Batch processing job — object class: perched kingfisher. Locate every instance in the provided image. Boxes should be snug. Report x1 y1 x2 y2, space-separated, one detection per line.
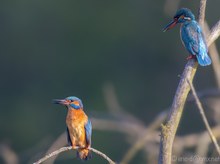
163 8 211 66
53 96 92 160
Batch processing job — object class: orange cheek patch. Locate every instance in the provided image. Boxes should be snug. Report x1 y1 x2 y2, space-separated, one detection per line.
73 101 80 106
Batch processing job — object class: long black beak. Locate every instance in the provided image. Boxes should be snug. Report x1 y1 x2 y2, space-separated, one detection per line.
163 19 178 32
53 99 68 105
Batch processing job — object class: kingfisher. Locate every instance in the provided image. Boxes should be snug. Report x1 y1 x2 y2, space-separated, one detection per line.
53 96 92 160
163 8 211 66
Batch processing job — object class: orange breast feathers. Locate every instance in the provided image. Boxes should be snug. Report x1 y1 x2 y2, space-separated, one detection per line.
66 109 88 148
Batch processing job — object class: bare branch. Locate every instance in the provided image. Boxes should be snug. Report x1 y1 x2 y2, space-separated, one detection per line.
203 22 220 88
187 88 220 101
123 86 220 163
33 146 116 164
33 146 72 164
209 43 220 88
174 125 220 153
158 65 220 163
90 147 116 164
207 19 220 46
158 60 198 164
187 79 220 156
0 144 19 164
198 0 207 28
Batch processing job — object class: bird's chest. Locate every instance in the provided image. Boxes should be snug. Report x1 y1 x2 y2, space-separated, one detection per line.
180 23 195 48
180 24 187 48
66 110 87 145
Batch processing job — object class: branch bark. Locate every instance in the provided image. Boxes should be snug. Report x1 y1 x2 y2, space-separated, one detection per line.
198 0 207 28
207 19 220 47
203 22 220 88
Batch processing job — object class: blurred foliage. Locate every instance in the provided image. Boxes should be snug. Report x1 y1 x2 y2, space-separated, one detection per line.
0 0 219 163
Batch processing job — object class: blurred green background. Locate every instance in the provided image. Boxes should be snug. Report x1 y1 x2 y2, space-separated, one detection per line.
0 0 219 163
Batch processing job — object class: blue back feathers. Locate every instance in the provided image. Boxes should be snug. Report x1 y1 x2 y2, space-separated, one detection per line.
180 17 211 66
84 119 92 146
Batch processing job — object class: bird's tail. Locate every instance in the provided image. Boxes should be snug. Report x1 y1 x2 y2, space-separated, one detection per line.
77 148 92 160
197 52 211 66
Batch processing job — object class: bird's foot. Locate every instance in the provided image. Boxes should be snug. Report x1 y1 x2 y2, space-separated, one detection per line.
186 55 196 60
72 145 79 149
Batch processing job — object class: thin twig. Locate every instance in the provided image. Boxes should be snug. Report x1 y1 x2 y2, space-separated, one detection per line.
90 147 116 164
198 0 207 28
33 146 116 164
120 111 167 164
187 79 220 156
207 19 220 46
187 88 220 101
174 125 220 154
209 43 220 88
203 22 220 88
33 146 72 164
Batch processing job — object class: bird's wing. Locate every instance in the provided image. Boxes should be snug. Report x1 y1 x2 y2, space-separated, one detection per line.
66 127 72 146
184 21 207 55
84 119 92 146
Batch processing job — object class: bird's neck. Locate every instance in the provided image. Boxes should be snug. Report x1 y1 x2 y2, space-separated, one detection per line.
183 20 195 25
67 105 83 110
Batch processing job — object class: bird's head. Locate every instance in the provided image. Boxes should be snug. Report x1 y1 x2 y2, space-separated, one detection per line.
163 8 195 32
53 96 83 110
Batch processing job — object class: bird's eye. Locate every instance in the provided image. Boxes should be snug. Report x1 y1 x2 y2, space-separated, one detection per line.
67 99 73 103
179 15 185 19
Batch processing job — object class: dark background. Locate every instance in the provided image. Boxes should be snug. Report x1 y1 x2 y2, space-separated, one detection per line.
0 0 219 163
